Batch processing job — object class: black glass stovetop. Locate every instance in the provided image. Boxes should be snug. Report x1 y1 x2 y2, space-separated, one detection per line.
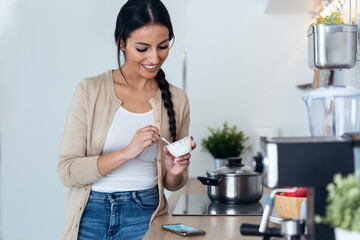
173 194 265 216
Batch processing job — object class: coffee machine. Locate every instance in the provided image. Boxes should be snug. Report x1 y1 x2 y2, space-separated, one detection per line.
241 85 360 239
255 134 359 239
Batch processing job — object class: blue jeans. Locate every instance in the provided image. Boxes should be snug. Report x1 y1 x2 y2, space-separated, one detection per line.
78 186 159 240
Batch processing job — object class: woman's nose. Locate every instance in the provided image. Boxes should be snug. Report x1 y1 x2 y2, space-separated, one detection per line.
147 49 160 64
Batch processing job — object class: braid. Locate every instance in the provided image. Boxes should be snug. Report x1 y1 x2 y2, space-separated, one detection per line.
156 68 177 142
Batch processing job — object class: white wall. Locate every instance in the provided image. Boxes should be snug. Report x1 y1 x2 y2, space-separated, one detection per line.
0 0 314 239
0 1 121 239
185 0 314 177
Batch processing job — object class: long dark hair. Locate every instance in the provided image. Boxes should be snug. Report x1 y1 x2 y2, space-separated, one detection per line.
114 0 177 142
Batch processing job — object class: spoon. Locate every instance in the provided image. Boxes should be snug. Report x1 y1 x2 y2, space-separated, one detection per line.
160 135 171 145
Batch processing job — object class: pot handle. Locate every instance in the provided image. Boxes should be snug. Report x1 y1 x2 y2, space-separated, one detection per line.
197 176 221 186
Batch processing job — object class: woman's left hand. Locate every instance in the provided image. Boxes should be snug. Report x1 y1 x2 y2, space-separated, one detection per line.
164 136 196 176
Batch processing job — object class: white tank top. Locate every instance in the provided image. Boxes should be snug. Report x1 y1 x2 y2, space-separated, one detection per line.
92 106 158 192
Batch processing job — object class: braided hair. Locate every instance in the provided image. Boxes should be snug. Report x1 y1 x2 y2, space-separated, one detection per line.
114 0 177 142
155 69 176 142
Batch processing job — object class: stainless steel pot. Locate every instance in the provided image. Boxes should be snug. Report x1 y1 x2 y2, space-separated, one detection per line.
197 158 263 204
307 24 357 70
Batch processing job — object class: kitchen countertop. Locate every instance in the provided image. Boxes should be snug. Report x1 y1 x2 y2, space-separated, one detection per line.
143 178 278 240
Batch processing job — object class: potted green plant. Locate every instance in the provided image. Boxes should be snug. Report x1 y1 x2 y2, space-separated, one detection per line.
201 122 249 168
308 11 357 70
316 173 360 240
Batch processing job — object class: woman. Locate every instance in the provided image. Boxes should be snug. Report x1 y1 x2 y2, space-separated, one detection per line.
58 0 195 239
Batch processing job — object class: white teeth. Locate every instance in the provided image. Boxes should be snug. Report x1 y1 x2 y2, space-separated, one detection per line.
143 65 157 69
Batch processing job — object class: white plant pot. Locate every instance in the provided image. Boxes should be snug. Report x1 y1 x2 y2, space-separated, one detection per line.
334 228 360 240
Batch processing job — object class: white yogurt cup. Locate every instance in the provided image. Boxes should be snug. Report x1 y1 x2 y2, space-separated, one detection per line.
166 136 192 157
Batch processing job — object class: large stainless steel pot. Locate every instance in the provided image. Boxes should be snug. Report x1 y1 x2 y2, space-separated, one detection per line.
197 158 263 204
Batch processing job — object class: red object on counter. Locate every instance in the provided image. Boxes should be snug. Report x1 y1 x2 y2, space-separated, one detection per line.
280 187 307 197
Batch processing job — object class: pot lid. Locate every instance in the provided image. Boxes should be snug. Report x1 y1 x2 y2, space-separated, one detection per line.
206 157 256 177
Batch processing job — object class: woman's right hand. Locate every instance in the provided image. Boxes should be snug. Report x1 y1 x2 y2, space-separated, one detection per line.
123 125 160 160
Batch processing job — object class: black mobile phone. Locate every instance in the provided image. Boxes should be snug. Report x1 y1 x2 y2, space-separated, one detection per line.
161 223 206 236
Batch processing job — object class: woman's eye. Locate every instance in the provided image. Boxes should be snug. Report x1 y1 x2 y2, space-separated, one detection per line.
136 48 147 52
159 45 169 50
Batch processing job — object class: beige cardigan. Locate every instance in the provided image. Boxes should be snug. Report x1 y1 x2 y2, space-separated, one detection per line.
58 70 190 240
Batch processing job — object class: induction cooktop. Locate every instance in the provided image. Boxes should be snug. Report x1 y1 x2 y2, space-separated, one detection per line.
173 194 265 216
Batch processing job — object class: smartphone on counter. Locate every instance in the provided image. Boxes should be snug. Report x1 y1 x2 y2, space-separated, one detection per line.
161 223 206 237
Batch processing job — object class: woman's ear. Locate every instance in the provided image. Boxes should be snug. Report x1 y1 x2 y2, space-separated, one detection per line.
119 39 126 52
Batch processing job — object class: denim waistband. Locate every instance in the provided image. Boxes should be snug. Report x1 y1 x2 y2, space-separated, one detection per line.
89 185 159 202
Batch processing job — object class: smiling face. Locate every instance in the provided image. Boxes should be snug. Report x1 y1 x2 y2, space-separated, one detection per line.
120 24 170 81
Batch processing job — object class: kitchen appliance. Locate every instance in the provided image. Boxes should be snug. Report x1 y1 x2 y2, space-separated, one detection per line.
172 194 264 216
241 133 360 240
303 85 360 136
241 219 305 240
197 158 262 204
